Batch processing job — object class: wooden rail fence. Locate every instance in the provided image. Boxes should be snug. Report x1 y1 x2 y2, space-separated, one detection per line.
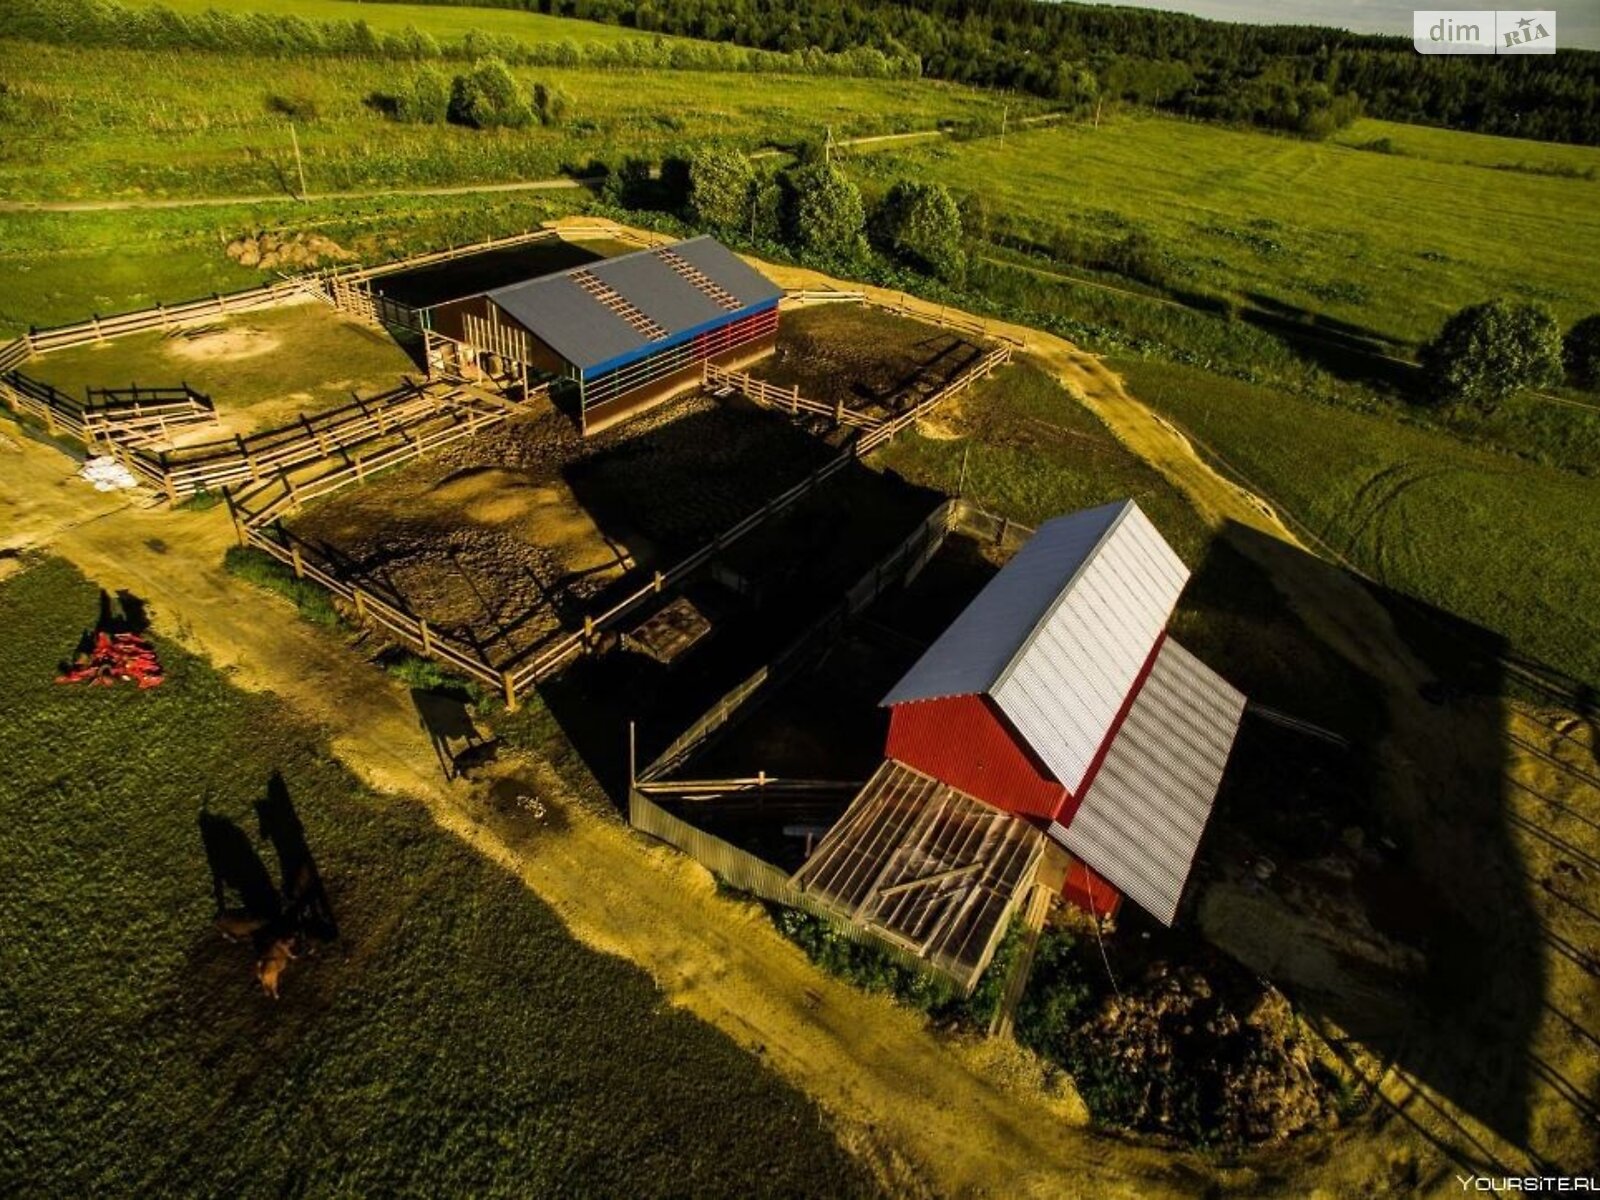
702 361 882 429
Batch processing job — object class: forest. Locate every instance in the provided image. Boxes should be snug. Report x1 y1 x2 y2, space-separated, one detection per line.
373 0 1600 143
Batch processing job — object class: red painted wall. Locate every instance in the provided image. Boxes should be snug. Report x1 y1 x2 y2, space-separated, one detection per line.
1063 860 1123 919
886 695 1066 820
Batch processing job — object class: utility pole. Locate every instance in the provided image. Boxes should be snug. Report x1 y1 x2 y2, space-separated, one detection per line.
1000 104 1008 146
289 122 308 201
824 124 834 165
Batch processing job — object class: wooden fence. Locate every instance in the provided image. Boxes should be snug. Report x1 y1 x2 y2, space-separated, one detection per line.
703 361 882 429
857 344 1013 454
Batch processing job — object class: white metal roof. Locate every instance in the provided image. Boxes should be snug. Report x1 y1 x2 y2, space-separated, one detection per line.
883 500 1190 795
1050 637 1246 926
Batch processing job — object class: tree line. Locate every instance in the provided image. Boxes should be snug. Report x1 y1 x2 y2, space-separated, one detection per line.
4 0 920 80
370 0 1600 145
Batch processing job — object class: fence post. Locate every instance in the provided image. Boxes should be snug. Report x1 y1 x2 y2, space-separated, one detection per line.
352 586 368 621
290 544 304 579
419 618 433 655
502 669 518 712
791 384 800 415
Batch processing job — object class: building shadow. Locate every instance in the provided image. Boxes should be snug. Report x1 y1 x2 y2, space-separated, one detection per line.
255 773 337 944
1194 521 1546 1169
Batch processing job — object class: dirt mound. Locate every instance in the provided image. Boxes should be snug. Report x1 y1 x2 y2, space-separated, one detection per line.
426 468 621 575
164 325 281 362
1079 962 1333 1145
226 230 354 271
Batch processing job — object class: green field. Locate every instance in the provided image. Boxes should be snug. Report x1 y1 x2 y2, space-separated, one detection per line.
119 0 668 45
0 557 875 1197
1118 358 1600 688
852 115 1600 349
0 193 584 335
1 42 1024 202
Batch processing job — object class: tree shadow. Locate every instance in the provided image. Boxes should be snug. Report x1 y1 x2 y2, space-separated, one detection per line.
71 589 151 659
411 687 493 781
1198 521 1547 1169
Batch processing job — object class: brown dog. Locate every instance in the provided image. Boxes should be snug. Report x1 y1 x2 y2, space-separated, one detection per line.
254 936 300 1000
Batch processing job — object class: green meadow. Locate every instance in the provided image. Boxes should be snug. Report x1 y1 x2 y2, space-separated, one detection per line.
0 556 876 1198
1117 358 1600 688
852 114 1600 348
118 0 668 45
1 42 1027 202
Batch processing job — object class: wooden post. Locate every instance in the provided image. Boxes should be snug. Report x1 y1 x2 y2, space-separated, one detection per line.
352 586 368 621
791 384 800 415
290 544 304 578
419 618 433 655
834 397 844 428
653 570 664 593
502 669 518 712
583 615 595 647
628 721 637 791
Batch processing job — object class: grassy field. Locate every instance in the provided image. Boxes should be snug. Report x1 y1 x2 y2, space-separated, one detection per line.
119 0 668 45
0 41 1027 202
1117 357 1600 688
852 115 1600 349
0 192 586 335
0 556 877 1197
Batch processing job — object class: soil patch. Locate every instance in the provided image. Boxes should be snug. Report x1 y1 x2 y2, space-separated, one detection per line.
164 324 282 363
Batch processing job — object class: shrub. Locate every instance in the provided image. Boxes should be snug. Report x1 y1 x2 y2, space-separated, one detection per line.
1420 298 1563 412
770 906 951 1011
873 179 966 282
1563 313 1600 390
686 148 755 232
784 161 866 256
447 58 531 129
395 66 450 125
1105 228 1170 288
265 91 319 122
531 81 570 126
601 156 653 209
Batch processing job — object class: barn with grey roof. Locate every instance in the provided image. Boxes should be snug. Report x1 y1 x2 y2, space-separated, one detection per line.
419 235 782 433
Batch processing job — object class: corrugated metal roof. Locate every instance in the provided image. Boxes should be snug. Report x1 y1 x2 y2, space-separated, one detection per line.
484 236 782 374
882 500 1190 794
792 760 1045 991
1050 637 1245 925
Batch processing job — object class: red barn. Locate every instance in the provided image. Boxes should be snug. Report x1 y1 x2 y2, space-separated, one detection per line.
793 500 1246 979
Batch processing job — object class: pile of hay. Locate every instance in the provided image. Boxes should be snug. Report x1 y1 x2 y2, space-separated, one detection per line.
226 231 354 271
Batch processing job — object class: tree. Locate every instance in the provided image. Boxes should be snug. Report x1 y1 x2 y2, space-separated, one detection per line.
1420 299 1563 412
532 81 571 126
784 162 866 255
395 67 449 125
447 58 530 129
874 180 965 282
687 148 755 232
1563 314 1600 390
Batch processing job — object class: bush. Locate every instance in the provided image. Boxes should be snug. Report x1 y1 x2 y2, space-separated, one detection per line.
265 91 319 122
1564 313 1600 390
873 179 966 282
395 66 450 125
1420 298 1563 412
447 58 531 129
784 161 866 256
770 906 951 1011
531 81 570 126
1105 228 1170 288
686 148 755 232
601 156 652 208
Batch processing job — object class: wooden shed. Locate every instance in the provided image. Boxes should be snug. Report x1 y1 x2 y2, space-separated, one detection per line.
421 236 781 433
